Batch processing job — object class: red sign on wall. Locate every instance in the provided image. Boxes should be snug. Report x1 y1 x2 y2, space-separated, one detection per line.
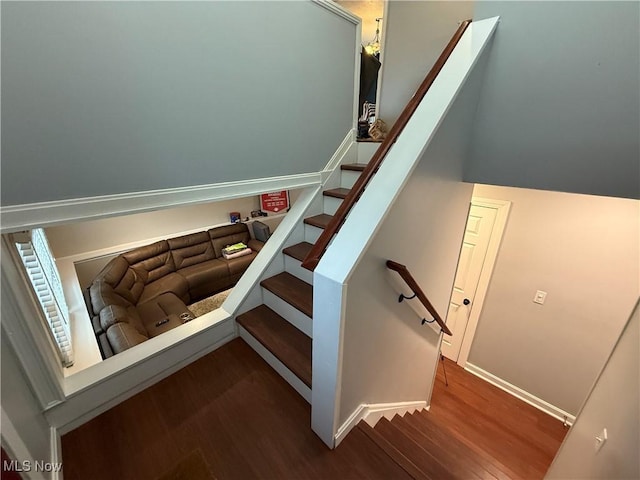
260 190 290 213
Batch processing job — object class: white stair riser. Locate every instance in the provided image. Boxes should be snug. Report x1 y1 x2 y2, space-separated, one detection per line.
262 289 313 338
304 223 324 244
340 170 361 189
284 255 313 285
323 196 343 216
238 326 311 403
357 142 379 164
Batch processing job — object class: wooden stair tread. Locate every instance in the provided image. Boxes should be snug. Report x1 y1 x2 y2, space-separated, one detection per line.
374 418 455 479
282 242 314 262
341 163 366 172
323 188 351 199
357 422 429 480
393 414 491 480
236 305 312 388
260 272 313 318
303 214 333 229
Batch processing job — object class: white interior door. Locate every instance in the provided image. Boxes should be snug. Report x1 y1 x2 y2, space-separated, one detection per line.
441 204 498 362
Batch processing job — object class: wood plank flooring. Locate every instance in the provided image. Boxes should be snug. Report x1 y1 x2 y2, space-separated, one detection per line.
429 357 568 479
61 339 410 480
61 340 567 479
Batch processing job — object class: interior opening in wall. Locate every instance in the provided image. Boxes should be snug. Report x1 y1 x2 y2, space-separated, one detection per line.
6 191 301 382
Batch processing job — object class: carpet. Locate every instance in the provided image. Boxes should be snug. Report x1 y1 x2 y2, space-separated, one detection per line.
157 449 215 480
188 289 232 317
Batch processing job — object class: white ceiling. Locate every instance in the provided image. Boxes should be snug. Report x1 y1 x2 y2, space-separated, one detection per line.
335 0 384 46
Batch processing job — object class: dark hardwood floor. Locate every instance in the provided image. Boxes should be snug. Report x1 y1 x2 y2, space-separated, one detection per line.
430 357 568 479
61 340 567 479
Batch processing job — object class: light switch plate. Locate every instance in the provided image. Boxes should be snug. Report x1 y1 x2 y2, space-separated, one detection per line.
534 290 547 305
595 428 608 452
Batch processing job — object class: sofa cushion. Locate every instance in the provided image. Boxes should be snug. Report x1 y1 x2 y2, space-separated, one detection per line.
137 272 189 305
122 240 176 283
106 322 149 354
168 232 216 269
248 239 265 253
178 259 228 288
209 223 251 258
99 304 147 336
136 293 190 337
221 251 258 276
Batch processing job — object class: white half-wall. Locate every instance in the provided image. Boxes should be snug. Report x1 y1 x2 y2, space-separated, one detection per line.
1 335 53 480
311 17 500 447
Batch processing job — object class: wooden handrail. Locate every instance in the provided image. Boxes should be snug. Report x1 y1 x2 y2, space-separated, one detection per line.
386 260 452 336
301 20 472 271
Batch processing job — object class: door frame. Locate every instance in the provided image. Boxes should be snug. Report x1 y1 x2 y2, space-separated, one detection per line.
456 197 511 367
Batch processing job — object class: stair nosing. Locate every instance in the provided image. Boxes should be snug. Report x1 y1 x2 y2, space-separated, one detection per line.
237 304 312 388
322 188 350 199
260 272 313 318
303 214 333 230
340 163 366 172
282 241 314 262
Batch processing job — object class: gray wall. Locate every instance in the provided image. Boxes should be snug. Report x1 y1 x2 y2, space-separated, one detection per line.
377 1 473 127
467 1 639 199
339 57 483 423
1 335 52 466
469 184 639 415
546 301 639 479
1 1 356 205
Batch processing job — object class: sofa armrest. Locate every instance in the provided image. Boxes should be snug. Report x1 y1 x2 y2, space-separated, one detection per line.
106 322 148 354
248 239 265 253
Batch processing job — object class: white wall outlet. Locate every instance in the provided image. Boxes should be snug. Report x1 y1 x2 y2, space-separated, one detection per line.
533 290 547 305
595 427 608 452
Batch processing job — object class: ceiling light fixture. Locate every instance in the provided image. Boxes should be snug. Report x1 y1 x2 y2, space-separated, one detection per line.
365 17 382 56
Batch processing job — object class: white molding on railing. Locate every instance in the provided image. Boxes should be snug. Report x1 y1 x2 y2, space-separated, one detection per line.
0 173 323 234
311 0 361 25
1 237 66 409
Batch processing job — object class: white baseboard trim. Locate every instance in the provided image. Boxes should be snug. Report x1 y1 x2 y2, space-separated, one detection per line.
334 400 428 447
465 363 576 426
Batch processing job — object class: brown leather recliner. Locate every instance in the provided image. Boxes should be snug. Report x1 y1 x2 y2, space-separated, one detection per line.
89 223 264 356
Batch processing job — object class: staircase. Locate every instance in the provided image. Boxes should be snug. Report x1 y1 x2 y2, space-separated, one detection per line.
357 410 517 480
236 141 379 402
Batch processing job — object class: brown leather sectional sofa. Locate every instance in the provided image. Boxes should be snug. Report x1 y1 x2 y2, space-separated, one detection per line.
87 223 264 357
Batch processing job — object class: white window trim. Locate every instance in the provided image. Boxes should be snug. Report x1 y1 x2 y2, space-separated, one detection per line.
13 229 74 367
